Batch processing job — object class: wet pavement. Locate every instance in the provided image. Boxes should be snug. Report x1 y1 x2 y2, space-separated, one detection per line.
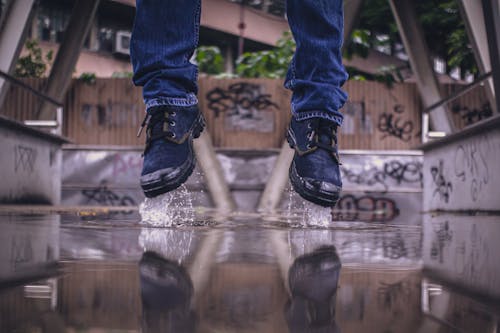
0 208 499 332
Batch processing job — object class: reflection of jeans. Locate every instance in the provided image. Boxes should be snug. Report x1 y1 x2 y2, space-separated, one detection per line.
131 0 348 126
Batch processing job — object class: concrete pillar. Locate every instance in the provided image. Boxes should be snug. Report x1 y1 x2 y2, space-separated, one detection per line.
344 0 364 43
257 141 294 212
458 0 497 113
389 0 455 134
38 0 100 120
482 0 500 114
0 0 36 109
194 131 236 212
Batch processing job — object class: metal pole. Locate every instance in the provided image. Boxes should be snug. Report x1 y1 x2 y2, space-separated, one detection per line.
343 0 364 44
193 131 236 212
38 0 100 120
458 0 497 113
0 0 35 109
482 0 500 114
389 0 455 134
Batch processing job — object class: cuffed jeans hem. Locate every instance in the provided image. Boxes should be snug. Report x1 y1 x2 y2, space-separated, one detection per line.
145 93 198 111
293 110 343 127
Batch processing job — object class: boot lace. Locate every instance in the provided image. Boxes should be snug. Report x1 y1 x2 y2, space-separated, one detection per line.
137 110 177 154
306 120 341 163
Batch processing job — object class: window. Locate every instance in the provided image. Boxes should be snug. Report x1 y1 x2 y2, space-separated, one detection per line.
36 4 71 43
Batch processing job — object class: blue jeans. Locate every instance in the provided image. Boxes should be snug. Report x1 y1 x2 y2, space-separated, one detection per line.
131 0 348 126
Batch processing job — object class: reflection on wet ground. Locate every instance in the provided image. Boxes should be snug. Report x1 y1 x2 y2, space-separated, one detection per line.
0 211 499 333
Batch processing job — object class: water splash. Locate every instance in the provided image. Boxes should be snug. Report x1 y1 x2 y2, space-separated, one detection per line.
139 185 195 227
300 200 333 227
138 228 194 264
283 188 333 227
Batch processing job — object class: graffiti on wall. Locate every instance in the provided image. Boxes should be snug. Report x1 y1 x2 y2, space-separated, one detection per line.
342 101 372 135
453 137 490 202
430 160 453 203
332 194 400 222
430 221 453 263
341 160 423 192
14 145 37 174
205 83 279 132
377 104 415 142
81 180 136 216
81 101 140 127
452 103 492 126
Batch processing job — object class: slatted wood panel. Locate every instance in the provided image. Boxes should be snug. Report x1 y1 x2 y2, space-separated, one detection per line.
0 78 492 149
441 83 492 130
339 80 423 150
199 77 292 149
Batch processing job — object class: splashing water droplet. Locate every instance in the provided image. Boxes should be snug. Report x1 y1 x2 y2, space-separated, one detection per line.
300 200 333 227
138 228 194 264
139 185 195 227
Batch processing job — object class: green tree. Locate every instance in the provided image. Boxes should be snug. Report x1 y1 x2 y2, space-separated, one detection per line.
15 39 53 78
348 0 477 78
195 46 224 75
235 31 295 78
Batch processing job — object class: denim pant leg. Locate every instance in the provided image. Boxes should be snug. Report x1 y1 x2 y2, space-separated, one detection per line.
130 0 201 110
285 0 349 126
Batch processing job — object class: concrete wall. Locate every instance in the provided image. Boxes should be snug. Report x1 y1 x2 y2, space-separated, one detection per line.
422 213 500 300
0 214 60 283
422 116 500 212
0 117 64 204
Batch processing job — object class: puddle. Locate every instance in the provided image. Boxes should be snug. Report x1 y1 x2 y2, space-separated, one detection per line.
0 211 498 332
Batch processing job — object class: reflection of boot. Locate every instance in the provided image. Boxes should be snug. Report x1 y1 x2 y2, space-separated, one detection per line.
286 246 342 333
140 251 195 333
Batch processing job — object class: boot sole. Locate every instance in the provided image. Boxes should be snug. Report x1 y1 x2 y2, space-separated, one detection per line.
289 160 341 207
140 114 205 198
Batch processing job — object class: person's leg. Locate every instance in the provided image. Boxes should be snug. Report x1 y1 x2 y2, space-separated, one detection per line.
285 0 348 207
131 0 201 109
131 0 204 198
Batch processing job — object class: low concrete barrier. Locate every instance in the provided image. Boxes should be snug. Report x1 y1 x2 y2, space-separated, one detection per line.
0 116 67 204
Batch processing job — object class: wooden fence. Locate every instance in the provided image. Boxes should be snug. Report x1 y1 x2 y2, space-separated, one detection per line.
0 77 491 150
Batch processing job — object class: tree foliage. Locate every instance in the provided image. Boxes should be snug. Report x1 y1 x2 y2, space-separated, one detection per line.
15 40 53 78
350 0 476 78
195 46 224 75
235 31 295 78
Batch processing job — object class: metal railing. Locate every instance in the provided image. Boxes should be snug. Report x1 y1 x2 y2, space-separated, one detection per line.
0 70 63 135
421 72 493 143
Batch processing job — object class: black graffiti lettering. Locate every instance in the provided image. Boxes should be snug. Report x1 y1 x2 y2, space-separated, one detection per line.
430 160 453 203
332 194 400 222
81 180 136 216
341 167 387 191
205 82 279 118
383 160 423 185
454 140 490 202
14 145 37 173
341 160 423 191
378 113 414 142
430 221 453 263
377 104 414 142
452 103 492 126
